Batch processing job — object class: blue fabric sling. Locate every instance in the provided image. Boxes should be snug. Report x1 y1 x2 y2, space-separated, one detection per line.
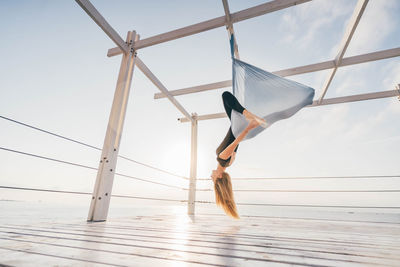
229 34 315 139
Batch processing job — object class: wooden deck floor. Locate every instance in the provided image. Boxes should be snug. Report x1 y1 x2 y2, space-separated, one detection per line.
0 212 399 267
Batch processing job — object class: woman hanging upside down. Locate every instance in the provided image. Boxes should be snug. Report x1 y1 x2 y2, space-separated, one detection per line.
211 91 266 219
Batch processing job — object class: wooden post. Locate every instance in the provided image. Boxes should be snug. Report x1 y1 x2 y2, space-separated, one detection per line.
87 31 139 222
187 114 198 215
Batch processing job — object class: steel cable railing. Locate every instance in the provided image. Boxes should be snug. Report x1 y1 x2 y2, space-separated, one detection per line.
196 188 400 193
2 115 399 208
3 184 396 208
196 175 400 181
0 115 188 180
0 147 98 171
2 147 398 208
2 145 398 193
0 185 186 203
194 200 400 209
0 146 187 190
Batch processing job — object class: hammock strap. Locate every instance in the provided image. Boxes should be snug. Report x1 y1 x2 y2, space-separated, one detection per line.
229 33 235 59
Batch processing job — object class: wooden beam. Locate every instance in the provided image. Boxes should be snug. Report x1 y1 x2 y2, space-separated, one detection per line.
312 89 399 107
318 0 369 103
187 115 198 215
88 31 138 222
178 89 400 122
179 112 227 123
135 57 193 123
107 0 312 57
341 47 400 66
230 0 309 23
154 81 232 99
75 0 129 53
155 47 400 99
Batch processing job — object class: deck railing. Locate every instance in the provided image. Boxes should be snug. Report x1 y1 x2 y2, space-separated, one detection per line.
1 114 400 217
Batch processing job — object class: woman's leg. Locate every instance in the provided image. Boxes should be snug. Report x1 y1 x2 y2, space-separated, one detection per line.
222 91 245 120
218 118 261 160
222 91 266 127
218 92 245 155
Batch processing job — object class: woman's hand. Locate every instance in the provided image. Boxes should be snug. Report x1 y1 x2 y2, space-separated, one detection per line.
219 120 262 161
227 152 236 166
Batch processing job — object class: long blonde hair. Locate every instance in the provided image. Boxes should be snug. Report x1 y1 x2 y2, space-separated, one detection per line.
214 172 239 219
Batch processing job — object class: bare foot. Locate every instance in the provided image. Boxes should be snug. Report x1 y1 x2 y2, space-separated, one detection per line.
244 110 267 128
243 110 254 122
255 117 267 128
247 119 261 130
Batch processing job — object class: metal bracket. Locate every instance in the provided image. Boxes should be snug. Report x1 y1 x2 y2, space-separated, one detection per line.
128 34 138 55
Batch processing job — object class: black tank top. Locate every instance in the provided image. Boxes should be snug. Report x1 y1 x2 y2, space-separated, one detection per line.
217 155 232 167
216 128 238 167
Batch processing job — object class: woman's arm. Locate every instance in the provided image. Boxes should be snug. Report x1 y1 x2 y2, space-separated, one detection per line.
228 152 236 166
218 119 259 160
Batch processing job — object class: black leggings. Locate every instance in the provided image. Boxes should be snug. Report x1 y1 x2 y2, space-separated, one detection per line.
222 91 245 120
216 92 245 157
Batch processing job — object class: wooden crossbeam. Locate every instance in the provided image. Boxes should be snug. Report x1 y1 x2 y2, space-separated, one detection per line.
75 0 129 53
178 89 400 122
107 0 311 57
154 47 400 99
318 0 369 103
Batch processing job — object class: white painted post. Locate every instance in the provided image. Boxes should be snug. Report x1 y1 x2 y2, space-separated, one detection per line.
87 31 139 222
188 114 198 215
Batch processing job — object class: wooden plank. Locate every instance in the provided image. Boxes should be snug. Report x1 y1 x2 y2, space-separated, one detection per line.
2 216 400 267
0 243 119 267
0 236 186 267
107 0 312 56
0 231 340 267
154 47 400 99
2 198 400 267
0 247 108 267
178 89 400 122
47 221 400 252
76 220 400 249
12 216 400 252
1 227 397 267
75 0 129 53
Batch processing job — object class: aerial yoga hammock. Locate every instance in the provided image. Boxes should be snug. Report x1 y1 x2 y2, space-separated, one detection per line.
212 34 315 219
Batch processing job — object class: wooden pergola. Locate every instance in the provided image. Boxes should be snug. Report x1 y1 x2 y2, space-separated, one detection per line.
75 0 400 222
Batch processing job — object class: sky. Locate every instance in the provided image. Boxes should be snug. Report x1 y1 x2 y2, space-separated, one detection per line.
0 0 399 217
